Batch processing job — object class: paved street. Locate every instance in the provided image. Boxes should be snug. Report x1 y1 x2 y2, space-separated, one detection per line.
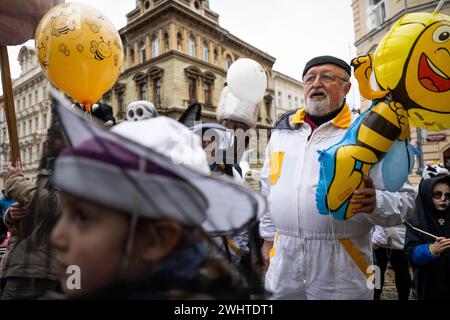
380 267 416 300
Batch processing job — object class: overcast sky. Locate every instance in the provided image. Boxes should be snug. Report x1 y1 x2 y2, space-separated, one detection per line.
1 0 361 108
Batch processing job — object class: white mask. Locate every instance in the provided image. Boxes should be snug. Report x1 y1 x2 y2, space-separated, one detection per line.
126 100 158 121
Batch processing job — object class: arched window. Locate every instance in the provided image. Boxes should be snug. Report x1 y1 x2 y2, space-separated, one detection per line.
139 41 146 63
164 32 169 51
213 49 218 64
130 47 135 65
201 42 209 62
177 33 183 51
188 78 197 102
148 67 164 107
139 82 147 100
188 36 196 57
224 54 232 69
151 36 159 58
185 66 202 104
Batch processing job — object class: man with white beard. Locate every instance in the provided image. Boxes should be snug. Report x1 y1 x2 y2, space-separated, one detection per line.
259 56 415 299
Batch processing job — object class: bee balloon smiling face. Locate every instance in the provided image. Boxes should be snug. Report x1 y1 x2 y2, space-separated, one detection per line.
404 20 450 130
370 13 450 131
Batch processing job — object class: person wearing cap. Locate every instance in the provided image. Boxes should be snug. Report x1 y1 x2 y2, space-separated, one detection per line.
259 55 415 299
48 101 265 299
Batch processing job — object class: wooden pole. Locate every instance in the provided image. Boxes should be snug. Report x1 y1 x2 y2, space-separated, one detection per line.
0 44 21 162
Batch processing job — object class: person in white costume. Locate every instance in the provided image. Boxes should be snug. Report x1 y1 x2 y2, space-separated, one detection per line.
259 56 416 300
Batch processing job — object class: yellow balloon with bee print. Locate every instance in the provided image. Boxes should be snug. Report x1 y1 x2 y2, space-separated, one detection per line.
35 2 123 111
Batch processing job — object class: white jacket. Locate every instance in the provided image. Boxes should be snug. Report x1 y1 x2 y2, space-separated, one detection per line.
260 106 415 300
371 225 407 250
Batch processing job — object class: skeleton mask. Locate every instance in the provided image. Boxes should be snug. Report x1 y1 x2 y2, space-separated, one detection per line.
126 100 158 121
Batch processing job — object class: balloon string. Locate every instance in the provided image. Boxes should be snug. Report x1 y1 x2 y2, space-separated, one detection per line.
434 0 447 13
403 221 438 240
320 161 339 300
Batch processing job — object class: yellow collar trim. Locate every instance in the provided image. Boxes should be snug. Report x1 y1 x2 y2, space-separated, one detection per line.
289 108 305 125
332 104 352 128
289 104 351 128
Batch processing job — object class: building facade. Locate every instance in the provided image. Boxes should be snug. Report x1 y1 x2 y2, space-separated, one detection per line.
108 0 276 128
2 0 280 185
0 46 52 185
272 70 305 120
352 0 450 184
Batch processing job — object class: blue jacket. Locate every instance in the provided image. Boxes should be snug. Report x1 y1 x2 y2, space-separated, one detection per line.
0 196 15 215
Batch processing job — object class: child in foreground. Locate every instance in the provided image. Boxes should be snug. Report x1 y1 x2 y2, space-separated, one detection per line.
49 105 265 299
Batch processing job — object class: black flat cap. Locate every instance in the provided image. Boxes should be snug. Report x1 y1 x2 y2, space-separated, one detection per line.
302 55 351 77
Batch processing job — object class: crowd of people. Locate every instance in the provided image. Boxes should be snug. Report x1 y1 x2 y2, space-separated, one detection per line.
0 55 449 300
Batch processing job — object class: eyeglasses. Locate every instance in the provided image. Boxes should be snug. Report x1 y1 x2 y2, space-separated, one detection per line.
303 72 349 85
432 191 450 201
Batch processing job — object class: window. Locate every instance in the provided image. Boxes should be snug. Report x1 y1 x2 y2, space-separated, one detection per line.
164 33 169 51
204 82 212 106
43 113 47 129
29 119 32 135
177 33 183 51
139 41 146 63
103 92 111 105
29 93 32 106
22 97 26 109
188 78 197 102
153 78 161 106
151 36 159 57
16 99 20 110
130 47 135 65
288 95 292 108
294 97 298 107
185 66 202 104
277 91 282 107
35 116 39 130
224 54 232 69
113 82 127 119
213 49 218 64
29 146 32 164
35 90 39 103
201 42 209 62
188 36 196 57
118 91 124 115
367 0 387 30
139 82 147 100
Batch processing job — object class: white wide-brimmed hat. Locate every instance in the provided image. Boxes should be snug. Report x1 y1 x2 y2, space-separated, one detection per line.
51 91 265 236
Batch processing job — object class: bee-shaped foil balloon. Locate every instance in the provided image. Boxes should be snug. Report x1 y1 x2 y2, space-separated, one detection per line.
316 12 449 221
35 3 123 112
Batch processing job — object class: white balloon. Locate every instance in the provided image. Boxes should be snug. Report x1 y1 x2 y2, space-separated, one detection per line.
226 58 267 104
